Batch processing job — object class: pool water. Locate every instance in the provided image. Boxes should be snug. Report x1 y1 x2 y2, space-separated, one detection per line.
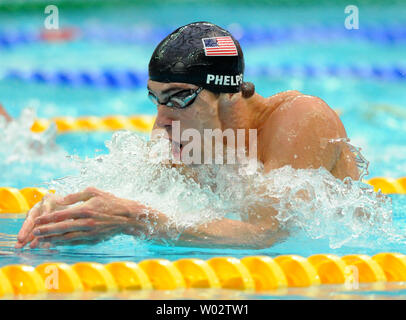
0 2 406 298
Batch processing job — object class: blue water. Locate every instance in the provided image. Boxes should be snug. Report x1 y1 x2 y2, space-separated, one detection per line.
0 3 406 299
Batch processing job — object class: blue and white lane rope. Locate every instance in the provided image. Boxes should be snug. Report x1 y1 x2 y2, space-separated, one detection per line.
3 64 406 89
1 25 406 49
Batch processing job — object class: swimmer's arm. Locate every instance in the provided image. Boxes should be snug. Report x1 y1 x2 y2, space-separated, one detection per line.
140 213 284 249
26 188 285 249
129 200 286 249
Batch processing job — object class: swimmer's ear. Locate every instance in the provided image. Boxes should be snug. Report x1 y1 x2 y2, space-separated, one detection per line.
217 92 235 113
218 92 236 106
241 82 255 99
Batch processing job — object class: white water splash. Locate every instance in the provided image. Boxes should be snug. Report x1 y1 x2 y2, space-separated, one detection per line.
328 137 370 180
0 108 75 186
0 109 58 161
48 130 397 249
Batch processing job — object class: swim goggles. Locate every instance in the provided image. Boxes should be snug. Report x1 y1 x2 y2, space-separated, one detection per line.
148 87 203 109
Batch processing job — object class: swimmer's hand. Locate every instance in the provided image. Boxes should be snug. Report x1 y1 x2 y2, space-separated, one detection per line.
15 193 68 249
15 187 151 249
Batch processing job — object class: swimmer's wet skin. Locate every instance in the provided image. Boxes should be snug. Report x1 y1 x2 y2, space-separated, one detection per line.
15 21 360 250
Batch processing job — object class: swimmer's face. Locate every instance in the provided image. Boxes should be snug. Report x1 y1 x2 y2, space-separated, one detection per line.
148 80 222 162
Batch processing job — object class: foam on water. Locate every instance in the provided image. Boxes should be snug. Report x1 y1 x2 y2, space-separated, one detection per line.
47 130 399 249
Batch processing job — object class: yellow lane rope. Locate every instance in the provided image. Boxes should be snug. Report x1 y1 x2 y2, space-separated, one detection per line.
1 253 406 297
30 115 156 133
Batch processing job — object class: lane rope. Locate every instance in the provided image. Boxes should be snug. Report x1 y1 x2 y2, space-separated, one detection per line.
1 253 406 297
3 65 406 90
1 25 406 49
29 115 155 133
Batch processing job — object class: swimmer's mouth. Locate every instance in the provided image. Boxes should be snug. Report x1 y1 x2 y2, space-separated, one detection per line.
169 139 183 159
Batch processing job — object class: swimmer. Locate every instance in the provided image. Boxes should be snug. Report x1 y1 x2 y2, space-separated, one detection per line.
0 103 11 122
16 22 359 249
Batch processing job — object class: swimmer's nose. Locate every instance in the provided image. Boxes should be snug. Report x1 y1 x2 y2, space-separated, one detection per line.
155 109 175 132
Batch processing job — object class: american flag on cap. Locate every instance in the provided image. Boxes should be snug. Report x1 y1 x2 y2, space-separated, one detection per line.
202 36 238 56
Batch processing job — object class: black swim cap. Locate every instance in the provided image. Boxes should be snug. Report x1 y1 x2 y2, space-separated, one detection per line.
149 21 245 93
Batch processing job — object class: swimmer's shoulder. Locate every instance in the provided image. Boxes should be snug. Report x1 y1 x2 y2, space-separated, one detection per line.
265 91 340 125
260 92 353 175
265 90 302 110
